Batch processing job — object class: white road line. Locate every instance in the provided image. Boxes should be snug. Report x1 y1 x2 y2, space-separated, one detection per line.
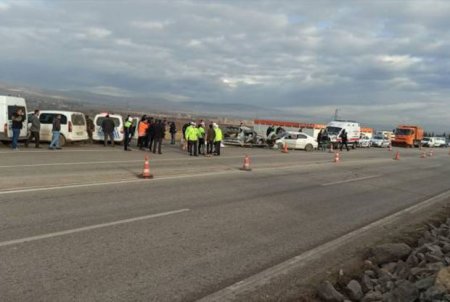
196 189 450 302
0 154 280 168
321 175 381 186
0 208 190 248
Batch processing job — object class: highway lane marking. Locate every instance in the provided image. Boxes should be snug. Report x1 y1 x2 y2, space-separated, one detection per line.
321 175 381 186
0 154 285 168
196 189 450 302
0 208 190 248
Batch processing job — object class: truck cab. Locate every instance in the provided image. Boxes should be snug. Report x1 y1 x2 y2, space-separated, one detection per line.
392 125 424 148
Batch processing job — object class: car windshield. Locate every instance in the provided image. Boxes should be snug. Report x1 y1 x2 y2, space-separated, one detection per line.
326 126 341 135
395 129 412 135
373 136 384 140
422 138 430 141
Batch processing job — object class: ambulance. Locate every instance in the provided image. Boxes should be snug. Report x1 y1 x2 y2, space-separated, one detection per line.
324 120 361 149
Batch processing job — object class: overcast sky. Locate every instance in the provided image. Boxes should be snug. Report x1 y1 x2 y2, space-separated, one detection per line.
0 0 449 131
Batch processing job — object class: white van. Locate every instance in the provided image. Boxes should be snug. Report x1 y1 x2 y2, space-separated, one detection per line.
325 120 361 149
0 95 28 142
93 113 124 143
38 111 88 146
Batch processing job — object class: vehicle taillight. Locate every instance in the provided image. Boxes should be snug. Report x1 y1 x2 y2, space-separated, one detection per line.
3 123 7 137
68 121 73 132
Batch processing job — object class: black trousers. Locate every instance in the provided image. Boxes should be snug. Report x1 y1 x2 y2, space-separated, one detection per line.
340 141 349 151
214 141 221 155
147 135 155 150
207 141 214 154
153 138 162 154
188 140 198 156
26 131 40 147
198 138 205 155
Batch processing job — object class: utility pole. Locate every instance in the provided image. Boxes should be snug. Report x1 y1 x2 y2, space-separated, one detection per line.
333 109 339 121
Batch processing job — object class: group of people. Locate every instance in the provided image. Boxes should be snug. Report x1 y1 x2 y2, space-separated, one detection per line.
316 128 350 151
11 109 62 150
182 121 223 156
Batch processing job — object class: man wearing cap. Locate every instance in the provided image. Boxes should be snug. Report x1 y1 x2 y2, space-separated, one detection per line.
185 122 198 156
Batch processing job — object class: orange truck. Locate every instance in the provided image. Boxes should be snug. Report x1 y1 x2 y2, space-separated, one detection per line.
392 125 424 147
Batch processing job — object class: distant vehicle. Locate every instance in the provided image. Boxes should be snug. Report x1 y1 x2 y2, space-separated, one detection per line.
421 137 447 148
324 120 361 149
371 135 390 148
392 125 424 148
275 131 318 151
358 136 372 148
223 126 265 147
0 95 28 143
92 113 124 143
37 111 88 146
376 130 395 141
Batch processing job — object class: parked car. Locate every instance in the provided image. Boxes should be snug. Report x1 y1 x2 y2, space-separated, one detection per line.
0 95 28 143
421 137 447 148
92 113 124 143
358 136 372 148
38 110 88 146
275 131 318 151
371 135 390 148
223 126 266 147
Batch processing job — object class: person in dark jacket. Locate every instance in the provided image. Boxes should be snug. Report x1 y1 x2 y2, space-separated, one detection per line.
206 123 215 156
266 125 274 137
317 129 323 151
11 108 24 150
152 120 164 154
26 109 41 148
339 129 350 151
169 122 177 145
49 114 62 150
123 116 133 151
147 118 156 151
101 114 115 147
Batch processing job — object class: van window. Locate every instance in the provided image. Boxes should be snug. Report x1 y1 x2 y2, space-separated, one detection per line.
298 134 307 139
7 106 26 120
326 127 341 135
71 114 86 126
96 117 121 127
40 113 68 125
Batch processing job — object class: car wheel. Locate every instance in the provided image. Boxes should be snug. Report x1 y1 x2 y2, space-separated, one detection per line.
305 144 313 152
59 135 66 147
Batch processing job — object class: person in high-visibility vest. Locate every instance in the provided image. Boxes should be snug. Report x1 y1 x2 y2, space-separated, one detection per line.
197 122 206 155
137 115 148 150
185 122 199 156
213 123 223 156
123 116 133 151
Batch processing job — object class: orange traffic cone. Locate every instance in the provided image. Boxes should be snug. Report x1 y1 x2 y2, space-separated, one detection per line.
421 151 426 159
240 155 252 171
394 151 400 160
334 152 340 163
281 143 289 153
141 155 153 179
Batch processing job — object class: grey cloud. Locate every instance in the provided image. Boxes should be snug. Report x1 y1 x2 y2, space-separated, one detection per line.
0 0 449 131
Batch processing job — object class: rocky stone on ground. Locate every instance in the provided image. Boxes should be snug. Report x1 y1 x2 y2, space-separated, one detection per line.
370 243 412 265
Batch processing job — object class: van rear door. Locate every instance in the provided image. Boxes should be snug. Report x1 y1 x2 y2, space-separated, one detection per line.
7 105 27 138
70 114 88 140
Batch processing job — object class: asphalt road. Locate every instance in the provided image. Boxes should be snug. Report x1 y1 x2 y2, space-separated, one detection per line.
0 143 449 301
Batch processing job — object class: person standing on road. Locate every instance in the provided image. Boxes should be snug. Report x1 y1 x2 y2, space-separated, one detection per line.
147 118 156 151
26 109 41 148
339 129 350 151
11 108 24 150
317 129 324 152
186 122 198 156
197 122 206 155
101 114 115 147
123 116 133 151
206 123 215 156
137 115 149 150
152 120 164 154
213 123 223 156
169 122 177 145
49 115 62 150
85 115 95 143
